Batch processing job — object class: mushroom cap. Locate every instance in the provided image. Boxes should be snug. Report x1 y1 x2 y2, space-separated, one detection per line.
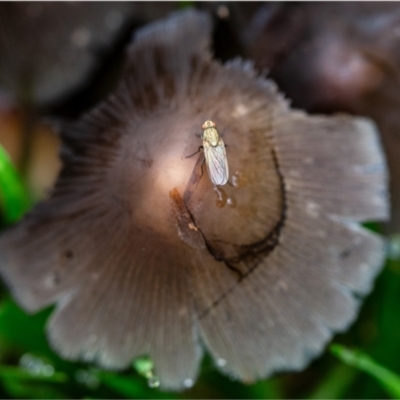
245 3 400 232
0 2 175 106
0 9 389 390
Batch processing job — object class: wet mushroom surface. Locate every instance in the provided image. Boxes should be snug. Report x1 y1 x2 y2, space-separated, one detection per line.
0 9 389 391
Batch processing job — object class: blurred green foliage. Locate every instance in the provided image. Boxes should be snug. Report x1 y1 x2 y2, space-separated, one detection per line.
0 144 30 226
331 344 400 398
0 140 399 400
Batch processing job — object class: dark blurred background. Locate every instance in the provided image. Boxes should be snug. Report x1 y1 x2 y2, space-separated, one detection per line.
0 2 399 399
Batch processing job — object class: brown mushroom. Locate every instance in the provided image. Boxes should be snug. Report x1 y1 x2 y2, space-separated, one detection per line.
0 2 175 108
245 2 400 232
0 9 389 390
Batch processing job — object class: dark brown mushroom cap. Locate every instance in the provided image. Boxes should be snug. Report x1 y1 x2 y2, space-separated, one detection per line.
245 3 400 113
0 2 175 106
245 3 400 232
0 9 389 390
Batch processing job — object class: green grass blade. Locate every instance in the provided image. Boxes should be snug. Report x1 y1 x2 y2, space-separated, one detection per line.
0 364 67 383
307 364 358 399
330 344 400 399
0 143 31 223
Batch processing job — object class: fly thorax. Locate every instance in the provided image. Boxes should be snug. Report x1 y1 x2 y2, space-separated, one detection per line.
204 127 220 146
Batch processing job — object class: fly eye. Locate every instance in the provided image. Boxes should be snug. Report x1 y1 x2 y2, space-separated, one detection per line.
202 120 216 129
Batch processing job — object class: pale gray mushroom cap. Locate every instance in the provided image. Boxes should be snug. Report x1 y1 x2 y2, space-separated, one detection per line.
0 9 389 391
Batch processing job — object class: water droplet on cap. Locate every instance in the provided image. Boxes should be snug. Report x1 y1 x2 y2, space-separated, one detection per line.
183 378 194 388
227 197 236 207
217 358 227 367
232 170 246 187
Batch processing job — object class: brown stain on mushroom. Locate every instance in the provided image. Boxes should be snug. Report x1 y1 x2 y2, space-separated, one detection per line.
169 187 206 251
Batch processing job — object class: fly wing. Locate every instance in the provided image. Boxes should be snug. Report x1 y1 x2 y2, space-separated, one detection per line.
203 138 229 185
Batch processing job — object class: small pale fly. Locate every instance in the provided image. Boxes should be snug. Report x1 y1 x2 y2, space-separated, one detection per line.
201 120 229 186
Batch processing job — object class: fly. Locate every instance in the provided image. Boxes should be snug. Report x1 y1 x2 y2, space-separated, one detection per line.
200 120 229 186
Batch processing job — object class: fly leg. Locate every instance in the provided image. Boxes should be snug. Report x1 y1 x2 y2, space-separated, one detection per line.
185 146 203 158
